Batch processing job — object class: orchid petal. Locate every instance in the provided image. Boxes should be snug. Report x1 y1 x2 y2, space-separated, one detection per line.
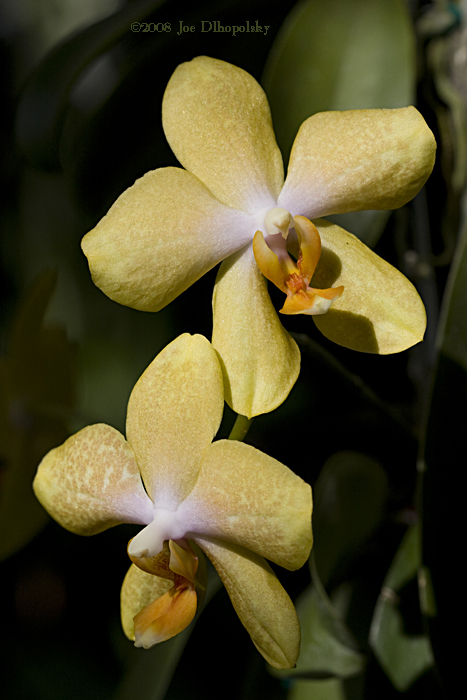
33 424 153 535
81 167 253 312
279 107 436 218
195 536 300 669
162 56 283 214
212 245 300 418
120 563 175 641
180 439 312 571
126 334 224 506
311 219 426 353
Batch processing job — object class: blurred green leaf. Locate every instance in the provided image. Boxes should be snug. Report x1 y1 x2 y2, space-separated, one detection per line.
417 2 461 39
288 677 345 700
272 565 365 680
369 524 433 691
0 271 76 560
263 0 415 156
263 0 416 247
312 451 388 587
273 451 388 685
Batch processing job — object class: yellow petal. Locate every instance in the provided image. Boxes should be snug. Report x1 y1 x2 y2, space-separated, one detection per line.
212 245 300 418
180 439 313 571
162 56 283 213
33 424 153 535
126 334 224 504
81 167 253 312
196 536 301 669
311 219 427 353
279 107 436 217
120 563 174 640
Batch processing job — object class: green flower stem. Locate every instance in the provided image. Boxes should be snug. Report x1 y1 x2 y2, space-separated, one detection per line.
228 413 253 442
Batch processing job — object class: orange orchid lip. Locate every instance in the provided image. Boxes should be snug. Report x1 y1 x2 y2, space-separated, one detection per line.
253 213 344 315
129 538 199 648
133 578 197 648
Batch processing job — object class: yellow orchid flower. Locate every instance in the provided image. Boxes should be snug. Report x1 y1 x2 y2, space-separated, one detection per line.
33 334 312 669
81 56 436 419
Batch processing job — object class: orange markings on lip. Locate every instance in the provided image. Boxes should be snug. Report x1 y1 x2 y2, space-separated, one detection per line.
286 273 306 294
253 214 344 316
133 579 197 647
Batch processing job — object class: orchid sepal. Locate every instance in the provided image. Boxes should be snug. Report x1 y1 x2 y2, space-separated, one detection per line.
212 245 301 418
195 536 301 670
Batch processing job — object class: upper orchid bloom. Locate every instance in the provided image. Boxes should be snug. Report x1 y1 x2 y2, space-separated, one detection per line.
81 56 436 418
33 334 312 669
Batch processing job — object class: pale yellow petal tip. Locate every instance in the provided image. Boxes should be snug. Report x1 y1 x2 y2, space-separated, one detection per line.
250 607 301 669
254 614 301 669
219 334 301 420
133 585 197 648
212 247 301 418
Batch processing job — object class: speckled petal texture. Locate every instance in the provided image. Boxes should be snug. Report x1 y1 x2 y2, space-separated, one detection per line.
195 536 301 669
279 107 436 218
33 424 154 535
212 244 300 418
81 167 254 312
126 334 224 505
121 563 173 640
311 219 427 353
162 56 284 214
180 439 312 571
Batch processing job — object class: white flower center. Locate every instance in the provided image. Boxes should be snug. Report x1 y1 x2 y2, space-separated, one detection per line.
128 507 187 558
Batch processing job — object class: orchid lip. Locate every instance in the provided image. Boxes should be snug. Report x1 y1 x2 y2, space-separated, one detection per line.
252 214 345 316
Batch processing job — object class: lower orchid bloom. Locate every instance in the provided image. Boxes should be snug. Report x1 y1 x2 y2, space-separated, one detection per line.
81 56 436 418
33 334 312 669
